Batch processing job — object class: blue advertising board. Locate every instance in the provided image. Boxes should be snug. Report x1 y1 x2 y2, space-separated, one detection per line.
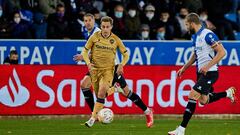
0 40 239 65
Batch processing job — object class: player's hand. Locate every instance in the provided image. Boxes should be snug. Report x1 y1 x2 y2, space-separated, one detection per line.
177 67 185 78
73 54 83 62
116 64 124 75
87 63 94 71
199 65 209 76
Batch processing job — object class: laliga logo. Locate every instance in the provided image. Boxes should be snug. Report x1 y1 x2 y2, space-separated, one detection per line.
0 69 30 107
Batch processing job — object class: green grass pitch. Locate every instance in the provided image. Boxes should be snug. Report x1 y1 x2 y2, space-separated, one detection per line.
0 117 239 135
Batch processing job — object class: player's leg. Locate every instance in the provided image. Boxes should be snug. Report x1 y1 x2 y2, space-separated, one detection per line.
106 65 123 96
169 73 211 135
180 90 199 128
85 69 113 128
198 72 237 104
92 70 113 122
206 87 237 104
116 74 154 128
168 89 199 135
81 72 94 112
85 70 100 128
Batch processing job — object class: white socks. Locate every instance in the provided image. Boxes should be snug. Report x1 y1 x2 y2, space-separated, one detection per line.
144 108 150 114
226 88 231 98
178 126 186 132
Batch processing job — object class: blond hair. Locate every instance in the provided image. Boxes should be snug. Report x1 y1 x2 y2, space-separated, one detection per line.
100 16 113 25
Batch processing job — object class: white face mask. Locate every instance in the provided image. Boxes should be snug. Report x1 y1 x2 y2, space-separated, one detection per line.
146 12 154 20
162 18 168 22
14 17 21 24
142 31 149 38
200 15 208 21
128 10 136 18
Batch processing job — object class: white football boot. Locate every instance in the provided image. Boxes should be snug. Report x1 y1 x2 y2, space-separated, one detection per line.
226 87 237 103
168 126 185 135
85 117 95 128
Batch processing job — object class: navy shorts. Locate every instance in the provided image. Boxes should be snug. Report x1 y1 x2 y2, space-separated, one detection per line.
193 71 219 95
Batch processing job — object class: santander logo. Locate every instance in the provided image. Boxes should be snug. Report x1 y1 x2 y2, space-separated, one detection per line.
0 69 30 107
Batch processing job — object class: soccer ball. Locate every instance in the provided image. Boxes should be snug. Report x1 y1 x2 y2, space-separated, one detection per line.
98 108 114 124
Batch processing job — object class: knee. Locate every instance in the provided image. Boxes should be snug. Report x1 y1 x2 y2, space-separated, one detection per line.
188 94 198 101
199 99 208 105
98 85 109 98
97 92 105 99
188 89 201 100
81 78 91 89
122 87 129 97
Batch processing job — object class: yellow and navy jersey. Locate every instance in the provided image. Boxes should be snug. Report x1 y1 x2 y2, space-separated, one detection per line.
84 31 128 69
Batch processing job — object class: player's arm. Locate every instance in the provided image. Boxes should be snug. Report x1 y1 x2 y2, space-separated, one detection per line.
204 42 226 70
183 52 196 70
117 39 129 66
73 53 92 62
177 52 196 77
81 35 94 68
73 54 83 62
116 38 129 75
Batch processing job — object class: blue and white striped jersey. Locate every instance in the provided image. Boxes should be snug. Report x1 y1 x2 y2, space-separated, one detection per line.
192 27 219 72
82 26 101 40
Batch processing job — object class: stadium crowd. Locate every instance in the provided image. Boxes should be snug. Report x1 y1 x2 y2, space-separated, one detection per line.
0 0 240 40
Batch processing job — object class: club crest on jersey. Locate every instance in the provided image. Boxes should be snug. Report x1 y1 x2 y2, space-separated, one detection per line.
110 39 115 44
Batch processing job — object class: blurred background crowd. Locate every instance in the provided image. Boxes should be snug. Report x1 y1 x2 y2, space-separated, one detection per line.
0 0 240 40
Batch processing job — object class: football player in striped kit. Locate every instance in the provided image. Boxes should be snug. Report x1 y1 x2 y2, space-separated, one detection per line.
168 13 237 135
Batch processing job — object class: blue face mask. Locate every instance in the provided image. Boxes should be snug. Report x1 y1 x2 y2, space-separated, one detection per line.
114 11 123 18
157 32 165 40
57 12 64 18
0 10 3 17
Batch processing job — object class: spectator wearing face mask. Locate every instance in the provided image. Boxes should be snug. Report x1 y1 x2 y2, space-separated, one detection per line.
138 24 150 40
9 11 32 39
198 9 216 31
3 50 19 65
175 6 190 39
125 4 141 39
140 4 158 39
112 4 127 39
158 10 180 40
47 4 69 39
155 24 167 40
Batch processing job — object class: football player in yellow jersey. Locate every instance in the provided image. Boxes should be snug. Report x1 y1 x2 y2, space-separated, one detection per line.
81 16 129 127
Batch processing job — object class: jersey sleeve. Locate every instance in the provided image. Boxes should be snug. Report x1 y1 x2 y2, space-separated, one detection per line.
116 37 129 65
84 34 95 50
205 32 219 46
81 34 95 65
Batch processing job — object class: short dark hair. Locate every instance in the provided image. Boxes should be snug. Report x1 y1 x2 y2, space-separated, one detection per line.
100 16 113 25
10 50 18 56
84 13 94 19
57 3 65 9
186 13 201 24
